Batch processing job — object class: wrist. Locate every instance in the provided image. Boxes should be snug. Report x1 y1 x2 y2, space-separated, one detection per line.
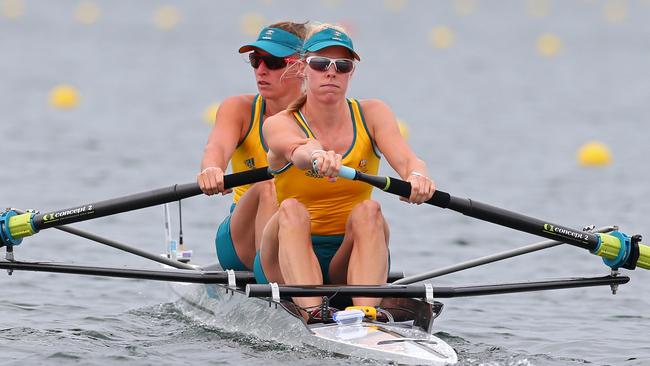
310 149 326 160
201 166 220 174
409 171 425 177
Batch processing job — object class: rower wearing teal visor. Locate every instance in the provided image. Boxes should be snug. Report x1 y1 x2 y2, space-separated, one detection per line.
197 22 306 271
257 23 436 320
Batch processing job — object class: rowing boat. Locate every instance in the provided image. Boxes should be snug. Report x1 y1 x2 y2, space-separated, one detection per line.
1 166 647 365
167 262 458 365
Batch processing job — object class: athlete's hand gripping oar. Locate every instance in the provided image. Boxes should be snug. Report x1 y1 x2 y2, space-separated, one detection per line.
336 165 650 271
0 167 273 247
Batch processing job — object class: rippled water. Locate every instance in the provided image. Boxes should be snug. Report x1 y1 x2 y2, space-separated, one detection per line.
2 1 650 365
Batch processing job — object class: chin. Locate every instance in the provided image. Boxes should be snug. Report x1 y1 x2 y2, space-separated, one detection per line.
316 91 343 103
258 89 278 99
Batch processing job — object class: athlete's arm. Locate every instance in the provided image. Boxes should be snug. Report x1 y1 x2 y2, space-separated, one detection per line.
264 111 340 178
361 99 435 204
198 95 252 195
263 111 312 168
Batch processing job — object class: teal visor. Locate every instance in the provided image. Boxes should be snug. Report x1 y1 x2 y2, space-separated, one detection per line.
239 27 303 57
303 27 360 61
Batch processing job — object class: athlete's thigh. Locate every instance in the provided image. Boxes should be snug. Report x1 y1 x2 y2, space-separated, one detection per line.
229 185 262 246
327 212 391 284
259 212 284 282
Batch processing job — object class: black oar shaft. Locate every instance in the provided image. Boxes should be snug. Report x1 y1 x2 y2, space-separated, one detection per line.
393 225 617 285
8 208 195 270
447 197 599 251
246 275 629 298
355 171 599 251
31 167 272 230
341 167 650 270
32 183 200 230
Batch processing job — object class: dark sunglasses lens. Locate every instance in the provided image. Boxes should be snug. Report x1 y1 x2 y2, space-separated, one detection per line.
249 54 286 70
263 56 287 70
335 60 354 73
308 58 331 71
249 54 261 68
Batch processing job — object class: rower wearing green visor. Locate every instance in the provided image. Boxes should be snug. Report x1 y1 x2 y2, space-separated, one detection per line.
198 22 306 271
258 23 436 318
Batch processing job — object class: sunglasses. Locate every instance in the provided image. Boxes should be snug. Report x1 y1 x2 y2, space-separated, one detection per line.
305 56 355 74
249 53 295 70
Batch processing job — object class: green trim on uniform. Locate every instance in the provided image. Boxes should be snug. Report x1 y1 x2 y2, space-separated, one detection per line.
236 95 261 148
259 97 268 152
352 99 381 158
295 110 314 138
341 100 358 159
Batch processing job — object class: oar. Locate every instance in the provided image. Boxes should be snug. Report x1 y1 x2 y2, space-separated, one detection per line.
5 208 195 270
246 275 629 298
337 166 650 271
0 260 257 284
0 167 273 247
393 225 617 285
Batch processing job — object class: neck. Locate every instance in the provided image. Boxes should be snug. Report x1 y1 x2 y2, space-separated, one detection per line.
302 94 348 128
264 89 303 116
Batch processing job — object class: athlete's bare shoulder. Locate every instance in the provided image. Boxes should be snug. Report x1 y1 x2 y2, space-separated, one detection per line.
219 94 257 113
357 98 390 112
265 109 294 127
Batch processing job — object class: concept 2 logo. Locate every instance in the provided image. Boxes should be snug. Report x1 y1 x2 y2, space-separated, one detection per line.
42 205 95 222
543 223 589 241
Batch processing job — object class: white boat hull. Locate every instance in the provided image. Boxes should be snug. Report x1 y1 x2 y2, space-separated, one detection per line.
168 264 457 365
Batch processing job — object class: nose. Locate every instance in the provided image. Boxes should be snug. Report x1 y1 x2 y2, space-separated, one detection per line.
324 63 337 77
255 60 269 75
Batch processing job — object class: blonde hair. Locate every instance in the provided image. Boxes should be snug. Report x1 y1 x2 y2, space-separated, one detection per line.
287 22 350 113
268 21 308 43
264 21 309 85
304 22 347 42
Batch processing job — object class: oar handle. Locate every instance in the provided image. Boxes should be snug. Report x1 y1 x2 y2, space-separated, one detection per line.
338 166 452 207
1 167 273 246
338 166 650 271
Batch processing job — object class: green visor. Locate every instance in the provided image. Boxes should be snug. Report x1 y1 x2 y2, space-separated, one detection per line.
303 27 360 61
239 27 303 57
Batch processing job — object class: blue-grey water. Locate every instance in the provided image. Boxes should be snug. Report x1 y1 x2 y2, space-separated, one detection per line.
2 0 650 365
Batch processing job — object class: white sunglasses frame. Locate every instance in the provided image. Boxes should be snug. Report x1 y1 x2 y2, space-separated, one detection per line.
304 56 356 73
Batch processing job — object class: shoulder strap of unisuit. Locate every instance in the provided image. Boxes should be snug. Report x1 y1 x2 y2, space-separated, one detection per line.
238 94 263 147
347 98 381 158
292 110 315 138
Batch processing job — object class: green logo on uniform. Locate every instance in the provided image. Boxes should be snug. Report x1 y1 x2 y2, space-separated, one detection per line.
245 158 255 169
305 169 323 179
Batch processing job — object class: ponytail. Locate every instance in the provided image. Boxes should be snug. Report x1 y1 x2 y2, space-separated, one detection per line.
287 94 307 113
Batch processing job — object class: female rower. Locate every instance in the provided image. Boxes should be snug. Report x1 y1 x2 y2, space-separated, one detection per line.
258 24 435 313
197 22 306 270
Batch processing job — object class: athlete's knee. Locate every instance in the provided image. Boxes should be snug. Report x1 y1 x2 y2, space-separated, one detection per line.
350 200 384 228
256 180 276 202
278 199 310 227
